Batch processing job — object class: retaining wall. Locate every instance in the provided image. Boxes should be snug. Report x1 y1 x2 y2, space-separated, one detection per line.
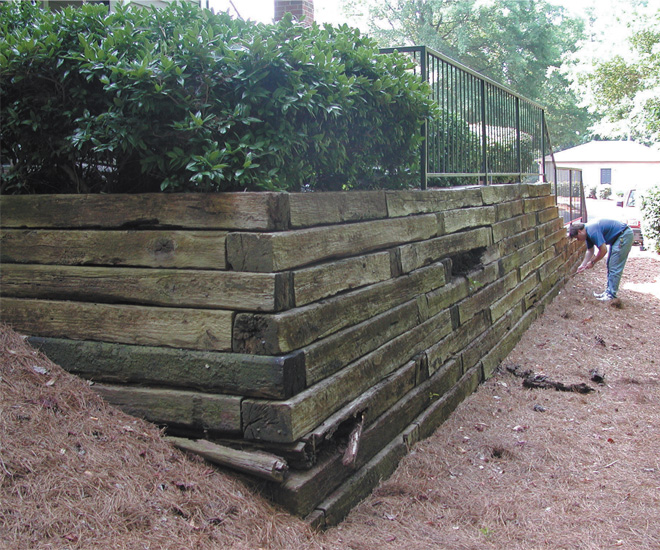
0 184 582 527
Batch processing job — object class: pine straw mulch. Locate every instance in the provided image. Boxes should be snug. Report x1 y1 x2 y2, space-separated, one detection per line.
1 249 659 550
0 329 316 550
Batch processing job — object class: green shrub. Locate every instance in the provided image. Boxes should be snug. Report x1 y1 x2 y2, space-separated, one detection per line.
641 185 660 253
0 1 436 193
598 185 612 200
427 118 537 187
588 185 597 199
427 110 479 187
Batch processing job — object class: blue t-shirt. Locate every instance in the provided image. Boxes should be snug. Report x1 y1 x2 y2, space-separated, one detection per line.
585 219 627 250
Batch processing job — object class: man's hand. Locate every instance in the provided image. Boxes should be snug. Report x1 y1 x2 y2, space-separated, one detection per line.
577 260 594 273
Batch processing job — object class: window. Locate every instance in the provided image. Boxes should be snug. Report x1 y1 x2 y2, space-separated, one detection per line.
600 168 612 185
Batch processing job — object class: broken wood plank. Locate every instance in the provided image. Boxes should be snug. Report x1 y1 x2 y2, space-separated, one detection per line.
266 358 464 516
207 438 315 470
241 309 453 443
304 359 419 450
166 437 289 483
2 264 291 312
313 435 408 528
341 413 365 468
0 229 227 269
0 192 289 230
1 297 233 351
506 364 595 393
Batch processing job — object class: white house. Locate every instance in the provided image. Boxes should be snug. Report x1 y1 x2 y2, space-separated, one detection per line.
548 141 660 196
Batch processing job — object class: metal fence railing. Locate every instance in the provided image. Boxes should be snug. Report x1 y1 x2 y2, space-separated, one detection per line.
380 45 548 190
546 164 586 226
543 122 587 226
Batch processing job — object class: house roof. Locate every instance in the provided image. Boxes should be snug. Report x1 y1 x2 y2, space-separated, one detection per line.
551 141 660 163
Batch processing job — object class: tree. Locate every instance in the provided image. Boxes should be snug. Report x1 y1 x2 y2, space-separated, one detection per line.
540 69 596 151
342 0 595 150
584 8 660 144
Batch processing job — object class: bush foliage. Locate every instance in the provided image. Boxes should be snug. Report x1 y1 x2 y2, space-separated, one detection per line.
0 1 436 194
641 185 660 253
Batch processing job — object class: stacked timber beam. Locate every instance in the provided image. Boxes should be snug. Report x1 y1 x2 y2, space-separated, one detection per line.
0 184 583 527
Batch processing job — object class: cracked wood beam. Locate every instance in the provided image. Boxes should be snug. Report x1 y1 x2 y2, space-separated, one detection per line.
167 437 289 483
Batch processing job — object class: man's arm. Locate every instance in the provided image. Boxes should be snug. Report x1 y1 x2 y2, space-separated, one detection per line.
577 247 595 272
577 244 607 273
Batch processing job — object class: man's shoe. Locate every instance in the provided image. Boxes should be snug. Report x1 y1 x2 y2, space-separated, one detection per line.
597 292 615 301
593 290 607 298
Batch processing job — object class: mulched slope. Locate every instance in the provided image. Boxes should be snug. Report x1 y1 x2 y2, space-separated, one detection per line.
0 326 316 550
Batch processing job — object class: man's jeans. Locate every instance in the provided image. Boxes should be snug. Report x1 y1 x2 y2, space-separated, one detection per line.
607 227 634 297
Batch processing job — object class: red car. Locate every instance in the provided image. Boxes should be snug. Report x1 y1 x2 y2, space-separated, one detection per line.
617 189 644 248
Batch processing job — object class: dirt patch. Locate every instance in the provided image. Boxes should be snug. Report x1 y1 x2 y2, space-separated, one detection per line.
1 249 659 549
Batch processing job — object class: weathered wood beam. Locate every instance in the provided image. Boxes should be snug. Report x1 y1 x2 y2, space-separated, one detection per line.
2 264 292 312
233 262 447 355
0 229 227 269
302 300 421 386
293 251 391 307
441 205 497 234
226 214 438 272
28 337 305 399
1 298 233 351
166 437 289 483
384 187 485 217
288 191 387 228
0 192 290 230
92 384 242 434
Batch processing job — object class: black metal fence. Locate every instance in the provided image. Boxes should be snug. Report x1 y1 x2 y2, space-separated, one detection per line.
380 45 548 189
546 164 586 226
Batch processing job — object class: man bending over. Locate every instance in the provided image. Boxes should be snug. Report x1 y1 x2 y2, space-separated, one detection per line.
568 219 634 301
